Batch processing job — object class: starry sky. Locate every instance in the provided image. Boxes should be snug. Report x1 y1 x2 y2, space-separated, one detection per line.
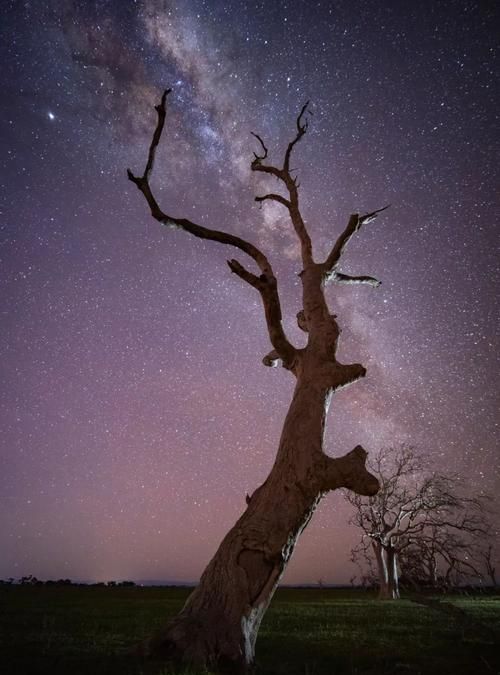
1 0 498 585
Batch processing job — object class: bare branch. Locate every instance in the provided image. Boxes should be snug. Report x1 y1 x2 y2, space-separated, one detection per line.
226 259 296 368
323 205 390 278
359 205 391 226
333 272 381 287
254 193 291 209
146 88 170 179
128 89 297 366
128 90 272 273
250 131 268 161
126 88 171 189
227 259 260 287
284 101 310 173
250 132 283 180
327 362 366 390
262 349 280 368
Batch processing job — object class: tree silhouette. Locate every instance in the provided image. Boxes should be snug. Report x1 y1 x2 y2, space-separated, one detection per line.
128 89 386 672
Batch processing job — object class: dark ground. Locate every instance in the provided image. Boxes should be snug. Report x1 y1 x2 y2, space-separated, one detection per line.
1 586 499 674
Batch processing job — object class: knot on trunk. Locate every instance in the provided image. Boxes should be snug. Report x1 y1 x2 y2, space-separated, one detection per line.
329 362 366 389
322 445 379 496
296 310 309 332
262 349 280 367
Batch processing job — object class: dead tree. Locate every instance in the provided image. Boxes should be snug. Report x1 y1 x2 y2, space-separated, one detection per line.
127 89 385 672
346 446 491 598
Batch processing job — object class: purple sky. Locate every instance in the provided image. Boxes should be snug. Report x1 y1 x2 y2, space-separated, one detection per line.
1 0 498 584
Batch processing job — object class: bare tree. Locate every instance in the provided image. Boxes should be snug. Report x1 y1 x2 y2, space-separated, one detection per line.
127 89 385 672
346 446 491 599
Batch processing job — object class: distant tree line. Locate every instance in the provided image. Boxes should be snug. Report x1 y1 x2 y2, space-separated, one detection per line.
0 575 136 587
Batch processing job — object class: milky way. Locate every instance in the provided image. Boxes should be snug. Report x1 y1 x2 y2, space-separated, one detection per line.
1 0 498 584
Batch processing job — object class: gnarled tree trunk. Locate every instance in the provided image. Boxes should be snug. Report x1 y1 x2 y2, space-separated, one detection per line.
128 89 386 672
145 359 378 669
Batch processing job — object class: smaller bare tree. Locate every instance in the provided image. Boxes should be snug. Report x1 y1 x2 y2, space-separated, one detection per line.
345 446 491 599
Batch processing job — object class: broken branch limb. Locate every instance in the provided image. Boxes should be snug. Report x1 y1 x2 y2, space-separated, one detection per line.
254 193 291 209
322 445 379 495
333 272 381 287
250 132 283 180
323 205 390 277
227 259 260 288
329 362 367 389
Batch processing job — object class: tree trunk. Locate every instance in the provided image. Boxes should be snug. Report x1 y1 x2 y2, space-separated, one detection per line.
373 541 389 599
142 359 378 672
387 546 400 599
374 543 399 600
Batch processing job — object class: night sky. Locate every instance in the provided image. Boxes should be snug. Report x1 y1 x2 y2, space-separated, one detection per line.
1 0 498 585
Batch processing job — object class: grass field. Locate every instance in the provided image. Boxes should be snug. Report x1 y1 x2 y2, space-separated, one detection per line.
1 586 499 674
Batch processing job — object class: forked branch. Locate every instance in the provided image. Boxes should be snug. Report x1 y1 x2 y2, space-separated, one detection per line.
322 205 389 285
128 91 270 273
251 102 313 267
127 89 296 368
324 206 390 273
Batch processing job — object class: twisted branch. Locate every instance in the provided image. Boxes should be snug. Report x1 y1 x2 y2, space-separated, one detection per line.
127 89 296 368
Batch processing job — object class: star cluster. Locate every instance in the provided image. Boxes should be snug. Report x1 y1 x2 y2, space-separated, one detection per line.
0 0 498 584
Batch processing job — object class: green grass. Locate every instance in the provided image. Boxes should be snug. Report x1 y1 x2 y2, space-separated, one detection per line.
0 586 499 674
